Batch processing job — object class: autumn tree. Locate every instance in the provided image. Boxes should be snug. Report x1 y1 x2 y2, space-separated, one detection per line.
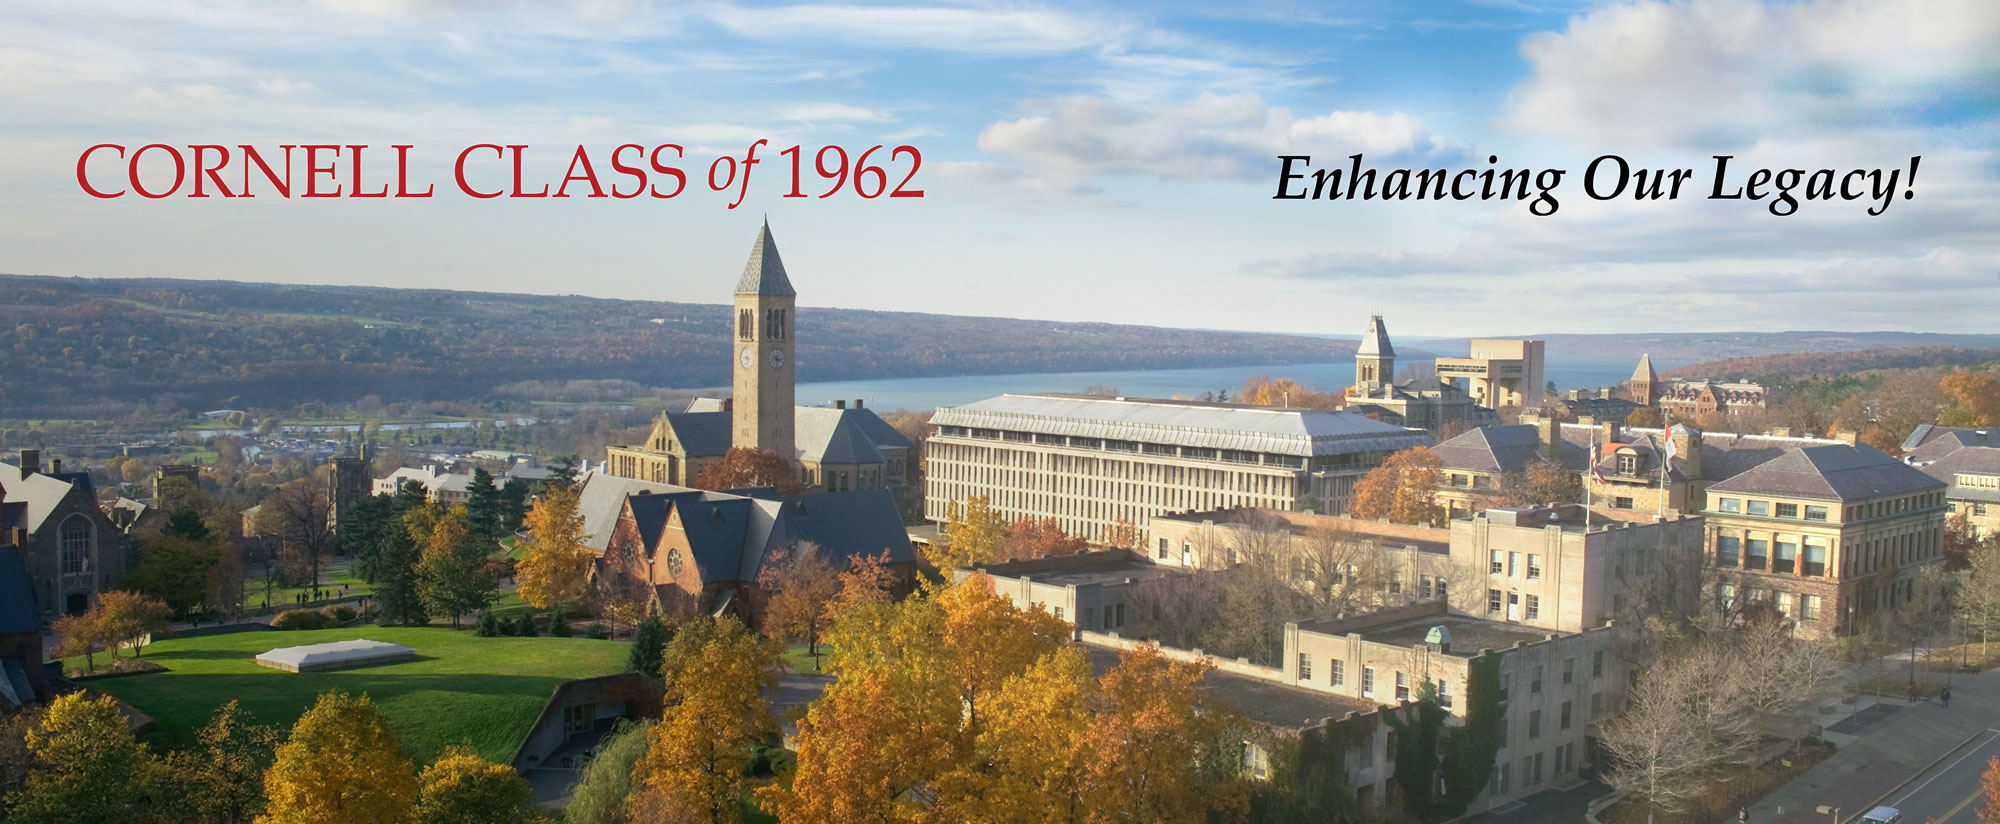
934 646 1098 824
1347 446 1445 526
757 542 839 667
1947 511 1984 572
161 700 282 824
931 496 1009 571
256 470 336 596
562 720 651 824
1500 459 1584 509
1001 516 1088 562
91 590 174 661
1624 406 1665 428
1097 519 1140 551
413 747 535 824
694 447 803 495
519 483 594 611
631 617 783 824
1085 645 1249 824
1941 368 2000 428
129 532 224 617
1982 756 2000 824
416 509 498 629
52 611 108 675
5 692 158 824
1238 376 1342 410
259 691 417 824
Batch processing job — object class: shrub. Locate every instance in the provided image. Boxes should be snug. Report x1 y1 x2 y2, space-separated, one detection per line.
272 609 335 631
474 610 503 638
585 623 609 640
548 609 572 638
322 604 358 624
513 613 538 638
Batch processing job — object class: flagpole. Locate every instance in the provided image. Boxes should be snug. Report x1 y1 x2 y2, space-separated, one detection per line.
1658 425 1668 521
1585 428 1594 530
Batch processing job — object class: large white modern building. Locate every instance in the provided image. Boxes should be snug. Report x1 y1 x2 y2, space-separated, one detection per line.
925 394 1430 541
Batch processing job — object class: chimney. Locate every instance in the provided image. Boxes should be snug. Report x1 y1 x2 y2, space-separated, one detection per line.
723 398 734 413
834 400 846 410
1833 429 1859 446
50 459 62 475
1534 416 1558 458
1769 426 1791 438
1599 421 1619 445
1670 425 1701 478
19 449 39 476
854 399 864 409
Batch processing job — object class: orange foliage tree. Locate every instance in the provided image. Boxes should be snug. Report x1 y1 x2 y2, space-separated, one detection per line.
1237 376 1343 410
757 542 840 664
1348 446 1446 526
1001 517 1089 562
694 447 803 495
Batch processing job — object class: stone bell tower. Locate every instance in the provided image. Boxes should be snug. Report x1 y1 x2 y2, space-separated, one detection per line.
731 219 796 460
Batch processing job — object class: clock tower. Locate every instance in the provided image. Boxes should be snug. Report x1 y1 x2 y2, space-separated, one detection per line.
731 219 797 460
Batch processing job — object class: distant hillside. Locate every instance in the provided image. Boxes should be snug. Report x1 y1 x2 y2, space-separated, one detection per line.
0 274 1358 416
1666 346 2000 382
1421 332 2000 363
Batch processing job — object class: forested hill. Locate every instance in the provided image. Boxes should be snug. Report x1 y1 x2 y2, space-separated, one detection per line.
0 274 1358 416
1666 346 2000 382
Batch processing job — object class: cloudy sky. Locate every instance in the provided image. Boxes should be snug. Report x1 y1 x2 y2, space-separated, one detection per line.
1 0 1995 336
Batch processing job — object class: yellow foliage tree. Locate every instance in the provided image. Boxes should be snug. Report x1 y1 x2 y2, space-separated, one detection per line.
8 692 157 824
939 576 1071 729
413 747 534 824
258 691 416 824
935 646 1098 824
1347 446 1445 526
1085 646 1249 824
929 496 1009 573
519 483 593 610
631 617 783 824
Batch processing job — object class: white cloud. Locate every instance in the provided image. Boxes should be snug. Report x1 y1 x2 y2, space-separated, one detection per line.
779 102 892 123
699 4 1121 55
968 93 1453 200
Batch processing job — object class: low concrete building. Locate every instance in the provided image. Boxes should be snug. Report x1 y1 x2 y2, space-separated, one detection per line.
957 550 1172 634
1436 339 1545 411
512 672 665 806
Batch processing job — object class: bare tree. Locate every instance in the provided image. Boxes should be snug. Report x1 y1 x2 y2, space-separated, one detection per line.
1601 639 1759 820
1293 522 1394 617
1958 533 2000 655
255 469 335 599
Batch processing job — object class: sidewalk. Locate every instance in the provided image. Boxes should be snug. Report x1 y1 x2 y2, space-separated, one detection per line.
1732 663 2000 824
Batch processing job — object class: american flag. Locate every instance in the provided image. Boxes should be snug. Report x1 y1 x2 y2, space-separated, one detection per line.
1589 438 1606 483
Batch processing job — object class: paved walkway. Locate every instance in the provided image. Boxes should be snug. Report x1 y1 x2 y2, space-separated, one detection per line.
1732 663 2000 824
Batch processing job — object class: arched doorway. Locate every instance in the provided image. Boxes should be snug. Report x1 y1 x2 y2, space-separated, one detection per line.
65 592 88 616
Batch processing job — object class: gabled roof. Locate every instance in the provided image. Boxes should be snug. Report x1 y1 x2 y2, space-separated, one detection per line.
734 219 796 297
1433 424 1552 475
744 489 916 581
0 463 87 533
662 412 733 458
1630 354 1657 383
1916 445 2000 503
1708 444 1945 502
674 497 755 582
578 473 693 551
663 407 911 465
1904 424 2000 463
1357 315 1394 359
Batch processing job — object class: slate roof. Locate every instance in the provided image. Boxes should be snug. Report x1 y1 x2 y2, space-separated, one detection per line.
663 407 911 465
0 550 40 635
1915 445 2000 504
734 219 796 297
577 473 693 551
1708 444 1945 502
1630 354 1657 384
1357 315 1394 358
1433 424 1557 475
0 463 86 533
1904 425 2000 464
934 394 1429 458
675 496 758 583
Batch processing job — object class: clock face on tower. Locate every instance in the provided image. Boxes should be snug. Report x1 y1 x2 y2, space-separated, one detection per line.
740 347 754 368
769 349 786 369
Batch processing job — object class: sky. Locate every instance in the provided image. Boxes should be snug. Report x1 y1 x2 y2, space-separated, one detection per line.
0 0 1995 337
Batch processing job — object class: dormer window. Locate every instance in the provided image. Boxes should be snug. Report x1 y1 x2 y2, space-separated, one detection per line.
1617 453 1638 476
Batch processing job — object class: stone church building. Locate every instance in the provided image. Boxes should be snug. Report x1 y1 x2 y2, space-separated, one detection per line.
2 450 133 622
604 221 911 491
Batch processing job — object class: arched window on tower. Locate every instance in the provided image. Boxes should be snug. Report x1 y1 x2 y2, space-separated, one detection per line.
738 308 754 341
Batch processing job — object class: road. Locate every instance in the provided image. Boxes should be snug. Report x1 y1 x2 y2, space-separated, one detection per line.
1868 728 2000 824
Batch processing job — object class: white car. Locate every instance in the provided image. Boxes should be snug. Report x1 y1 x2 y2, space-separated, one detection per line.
1859 806 1900 824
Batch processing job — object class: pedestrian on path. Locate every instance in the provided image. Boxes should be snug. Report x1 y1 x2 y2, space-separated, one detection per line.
1909 681 1921 703
1942 685 1953 707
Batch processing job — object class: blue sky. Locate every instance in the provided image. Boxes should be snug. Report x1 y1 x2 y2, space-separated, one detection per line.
0 0 1994 336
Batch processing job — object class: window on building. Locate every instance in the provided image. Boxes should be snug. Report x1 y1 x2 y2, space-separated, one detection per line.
1561 701 1573 730
1079 607 1095 629
1491 549 1504 574
60 517 88 576
1389 572 1404 595
1614 496 1635 509
1438 679 1453 709
1801 594 1822 621
1436 577 1448 602
1158 538 1169 559
1528 710 1542 739
1488 589 1504 614
1798 540 1828 578
1775 540 1798 574
1297 653 1313 681
1499 672 1511 704
1748 500 1771 516
1718 535 1741 566
1777 502 1798 518
1806 505 1828 521
1396 671 1411 701
1527 554 1542 580
1053 606 1063 621
1745 538 1769 571
1591 692 1603 718
1718 497 1741 513
1618 454 1638 475
1509 552 1521 576
1181 542 1192 566
1562 657 1574 685
1330 659 1345 686
1362 666 1376 698
1593 650 1605 678
1776 592 1794 617
1531 665 1543 694
1526 594 1540 621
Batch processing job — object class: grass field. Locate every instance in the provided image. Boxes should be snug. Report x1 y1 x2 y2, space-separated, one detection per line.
75 626 628 763
243 559 375 610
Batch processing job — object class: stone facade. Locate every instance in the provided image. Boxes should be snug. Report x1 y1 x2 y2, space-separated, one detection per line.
1436 339 1545 411
732 221 797 458
1 450 133 621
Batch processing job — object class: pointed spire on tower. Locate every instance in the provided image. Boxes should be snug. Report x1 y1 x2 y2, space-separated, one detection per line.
1357 315 1394 358
735 219 796 296
1630 353 1657 383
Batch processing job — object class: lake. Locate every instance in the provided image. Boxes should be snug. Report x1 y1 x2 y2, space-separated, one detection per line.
795 353 1666 412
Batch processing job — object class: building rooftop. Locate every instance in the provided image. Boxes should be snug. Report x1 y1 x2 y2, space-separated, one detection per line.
1342 613 1554 659
1152 508 1451 555
1708 444 1946 502
970 551 1175 588
1079 644 1377 730
933 394 1429 458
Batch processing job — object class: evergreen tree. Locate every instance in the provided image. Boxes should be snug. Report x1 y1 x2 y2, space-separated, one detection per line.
514 613 539 637
474 609 503 638
374 526 429 627
465 468 500 548
343 493 399 582
627 616 665 675
497 479 529 533
548 607 572 637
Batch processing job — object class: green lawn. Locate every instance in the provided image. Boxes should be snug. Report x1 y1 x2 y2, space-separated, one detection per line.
243 561 374 610
75 626 628 763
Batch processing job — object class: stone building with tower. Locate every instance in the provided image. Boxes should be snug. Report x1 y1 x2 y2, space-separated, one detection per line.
1341 315 1485 434
1626 353 1773 418
1 450 134 621
604 222 910 492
